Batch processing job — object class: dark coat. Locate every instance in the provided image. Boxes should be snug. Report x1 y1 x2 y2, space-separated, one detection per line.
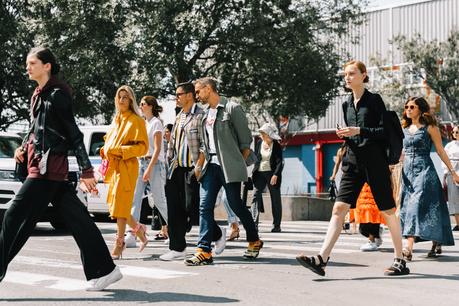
252 139 284 185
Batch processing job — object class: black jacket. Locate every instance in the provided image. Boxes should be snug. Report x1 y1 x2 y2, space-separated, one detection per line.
253 139 284 182
27 84 92 172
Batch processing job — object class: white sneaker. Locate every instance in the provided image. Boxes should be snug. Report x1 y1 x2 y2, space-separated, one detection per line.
159 250 186 261
124 232 137 248
375 237 383 247
164 238 170 245
214 226 226 255
360 241 378 252
86 266 122 291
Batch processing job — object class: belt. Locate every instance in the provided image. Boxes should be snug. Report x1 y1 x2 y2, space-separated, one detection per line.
140 156 152 161
209 153 217 156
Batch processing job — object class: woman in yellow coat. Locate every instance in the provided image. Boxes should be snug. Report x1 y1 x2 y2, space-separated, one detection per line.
101 85 149 259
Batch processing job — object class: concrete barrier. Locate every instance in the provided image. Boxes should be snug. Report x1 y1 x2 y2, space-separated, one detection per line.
215 193 334 222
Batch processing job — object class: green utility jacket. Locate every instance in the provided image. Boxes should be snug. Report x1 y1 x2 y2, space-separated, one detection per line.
200 97 252 183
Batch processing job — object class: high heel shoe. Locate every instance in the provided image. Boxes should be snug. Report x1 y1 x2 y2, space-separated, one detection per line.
227 228 240 241
133 223 149 252
111 236 126 260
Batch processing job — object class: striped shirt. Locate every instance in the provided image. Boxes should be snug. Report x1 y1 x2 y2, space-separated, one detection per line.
174 105 195 167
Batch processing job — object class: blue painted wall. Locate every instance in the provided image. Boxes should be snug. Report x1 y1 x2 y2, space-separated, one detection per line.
281 143 343 195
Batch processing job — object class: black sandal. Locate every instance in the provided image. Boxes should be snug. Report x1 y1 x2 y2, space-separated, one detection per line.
427 242 440 258
435 243 442 255
296 254 328 276
384 258 410 276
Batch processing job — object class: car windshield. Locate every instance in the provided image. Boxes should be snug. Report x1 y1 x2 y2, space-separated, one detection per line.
0 136 22 158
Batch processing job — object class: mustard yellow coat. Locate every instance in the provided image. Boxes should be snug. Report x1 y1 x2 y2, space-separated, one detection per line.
101 111 148 219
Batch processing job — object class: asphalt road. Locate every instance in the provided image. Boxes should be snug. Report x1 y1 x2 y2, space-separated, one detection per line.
1 220 458 306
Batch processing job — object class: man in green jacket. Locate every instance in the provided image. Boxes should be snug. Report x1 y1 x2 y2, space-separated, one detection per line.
184 77 263 266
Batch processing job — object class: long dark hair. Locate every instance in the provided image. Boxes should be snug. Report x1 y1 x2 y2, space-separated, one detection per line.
141 96 163 117
401 97 437 128
28 47 61 75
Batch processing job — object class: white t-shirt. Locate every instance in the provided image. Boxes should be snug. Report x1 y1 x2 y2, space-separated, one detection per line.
146 116 165 162
259 141 272 172
206 108 219 164
443 140 459 174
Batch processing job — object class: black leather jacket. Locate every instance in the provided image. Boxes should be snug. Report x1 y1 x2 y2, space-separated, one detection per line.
27 86 92 171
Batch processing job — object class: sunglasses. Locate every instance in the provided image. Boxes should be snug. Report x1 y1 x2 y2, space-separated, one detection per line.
453 131 459 134
139 102 148 106
404 105 417 110
176 92 187 97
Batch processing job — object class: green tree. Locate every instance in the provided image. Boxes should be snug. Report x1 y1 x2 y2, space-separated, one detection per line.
0 1 34 130
131 0 366 119
1 0 366 129
394 30 459 120
22 0 135 123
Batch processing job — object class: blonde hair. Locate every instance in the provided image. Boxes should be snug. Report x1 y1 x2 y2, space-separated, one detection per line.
114 85 141 120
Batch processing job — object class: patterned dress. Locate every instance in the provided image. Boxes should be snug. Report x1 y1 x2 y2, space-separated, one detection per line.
399 126 454 245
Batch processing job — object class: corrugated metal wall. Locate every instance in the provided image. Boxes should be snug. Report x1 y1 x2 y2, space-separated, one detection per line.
314 0 458 131
345 0 458 66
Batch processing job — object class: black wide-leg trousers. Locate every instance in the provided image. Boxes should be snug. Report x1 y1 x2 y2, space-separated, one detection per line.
0 178 115 282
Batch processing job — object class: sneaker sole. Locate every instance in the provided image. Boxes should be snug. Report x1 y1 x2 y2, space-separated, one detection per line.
384 267 410 276
184 259 213 266
296 255 326 277
86 270 123 291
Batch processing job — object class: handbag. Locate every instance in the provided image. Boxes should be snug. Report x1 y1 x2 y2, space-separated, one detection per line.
15 149 28 182
328 180 338 201
98 159 109 177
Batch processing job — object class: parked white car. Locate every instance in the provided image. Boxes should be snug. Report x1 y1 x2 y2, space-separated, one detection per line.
0 126 153 227
74 125 110 215
0 132 83 229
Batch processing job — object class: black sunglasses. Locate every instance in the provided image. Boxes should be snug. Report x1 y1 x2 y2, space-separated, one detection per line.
404 105 417 110
176 92 188 97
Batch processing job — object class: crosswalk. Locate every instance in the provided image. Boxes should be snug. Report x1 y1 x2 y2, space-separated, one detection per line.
3 221 458 292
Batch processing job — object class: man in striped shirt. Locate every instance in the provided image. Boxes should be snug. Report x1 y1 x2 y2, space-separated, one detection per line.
160 81 223 261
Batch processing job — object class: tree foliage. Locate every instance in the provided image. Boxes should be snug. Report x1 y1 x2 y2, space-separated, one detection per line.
0 0 366 129
0 1 34 129
394 30 459 120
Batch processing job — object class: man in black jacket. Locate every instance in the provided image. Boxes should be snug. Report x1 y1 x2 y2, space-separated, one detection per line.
0 47 121 291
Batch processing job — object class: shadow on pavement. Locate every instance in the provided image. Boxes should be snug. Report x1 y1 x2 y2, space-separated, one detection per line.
313 273 459 282
1 290 239 303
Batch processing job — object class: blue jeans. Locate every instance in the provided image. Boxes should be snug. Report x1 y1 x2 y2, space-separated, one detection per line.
131 159 168 224
198 164 259 252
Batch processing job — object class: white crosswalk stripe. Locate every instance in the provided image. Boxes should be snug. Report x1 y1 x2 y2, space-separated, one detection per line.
4 255 198 291
4 221 457 292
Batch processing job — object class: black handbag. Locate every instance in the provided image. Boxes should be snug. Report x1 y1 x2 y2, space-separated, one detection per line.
328 180 338 201
14 148 28 182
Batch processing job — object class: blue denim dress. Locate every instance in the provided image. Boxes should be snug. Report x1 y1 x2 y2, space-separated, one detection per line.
399 126 454 245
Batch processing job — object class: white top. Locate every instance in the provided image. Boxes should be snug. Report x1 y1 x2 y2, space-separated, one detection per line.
443 140 459 174
206 108 220 165
146 116 164 162
259 141 272 172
